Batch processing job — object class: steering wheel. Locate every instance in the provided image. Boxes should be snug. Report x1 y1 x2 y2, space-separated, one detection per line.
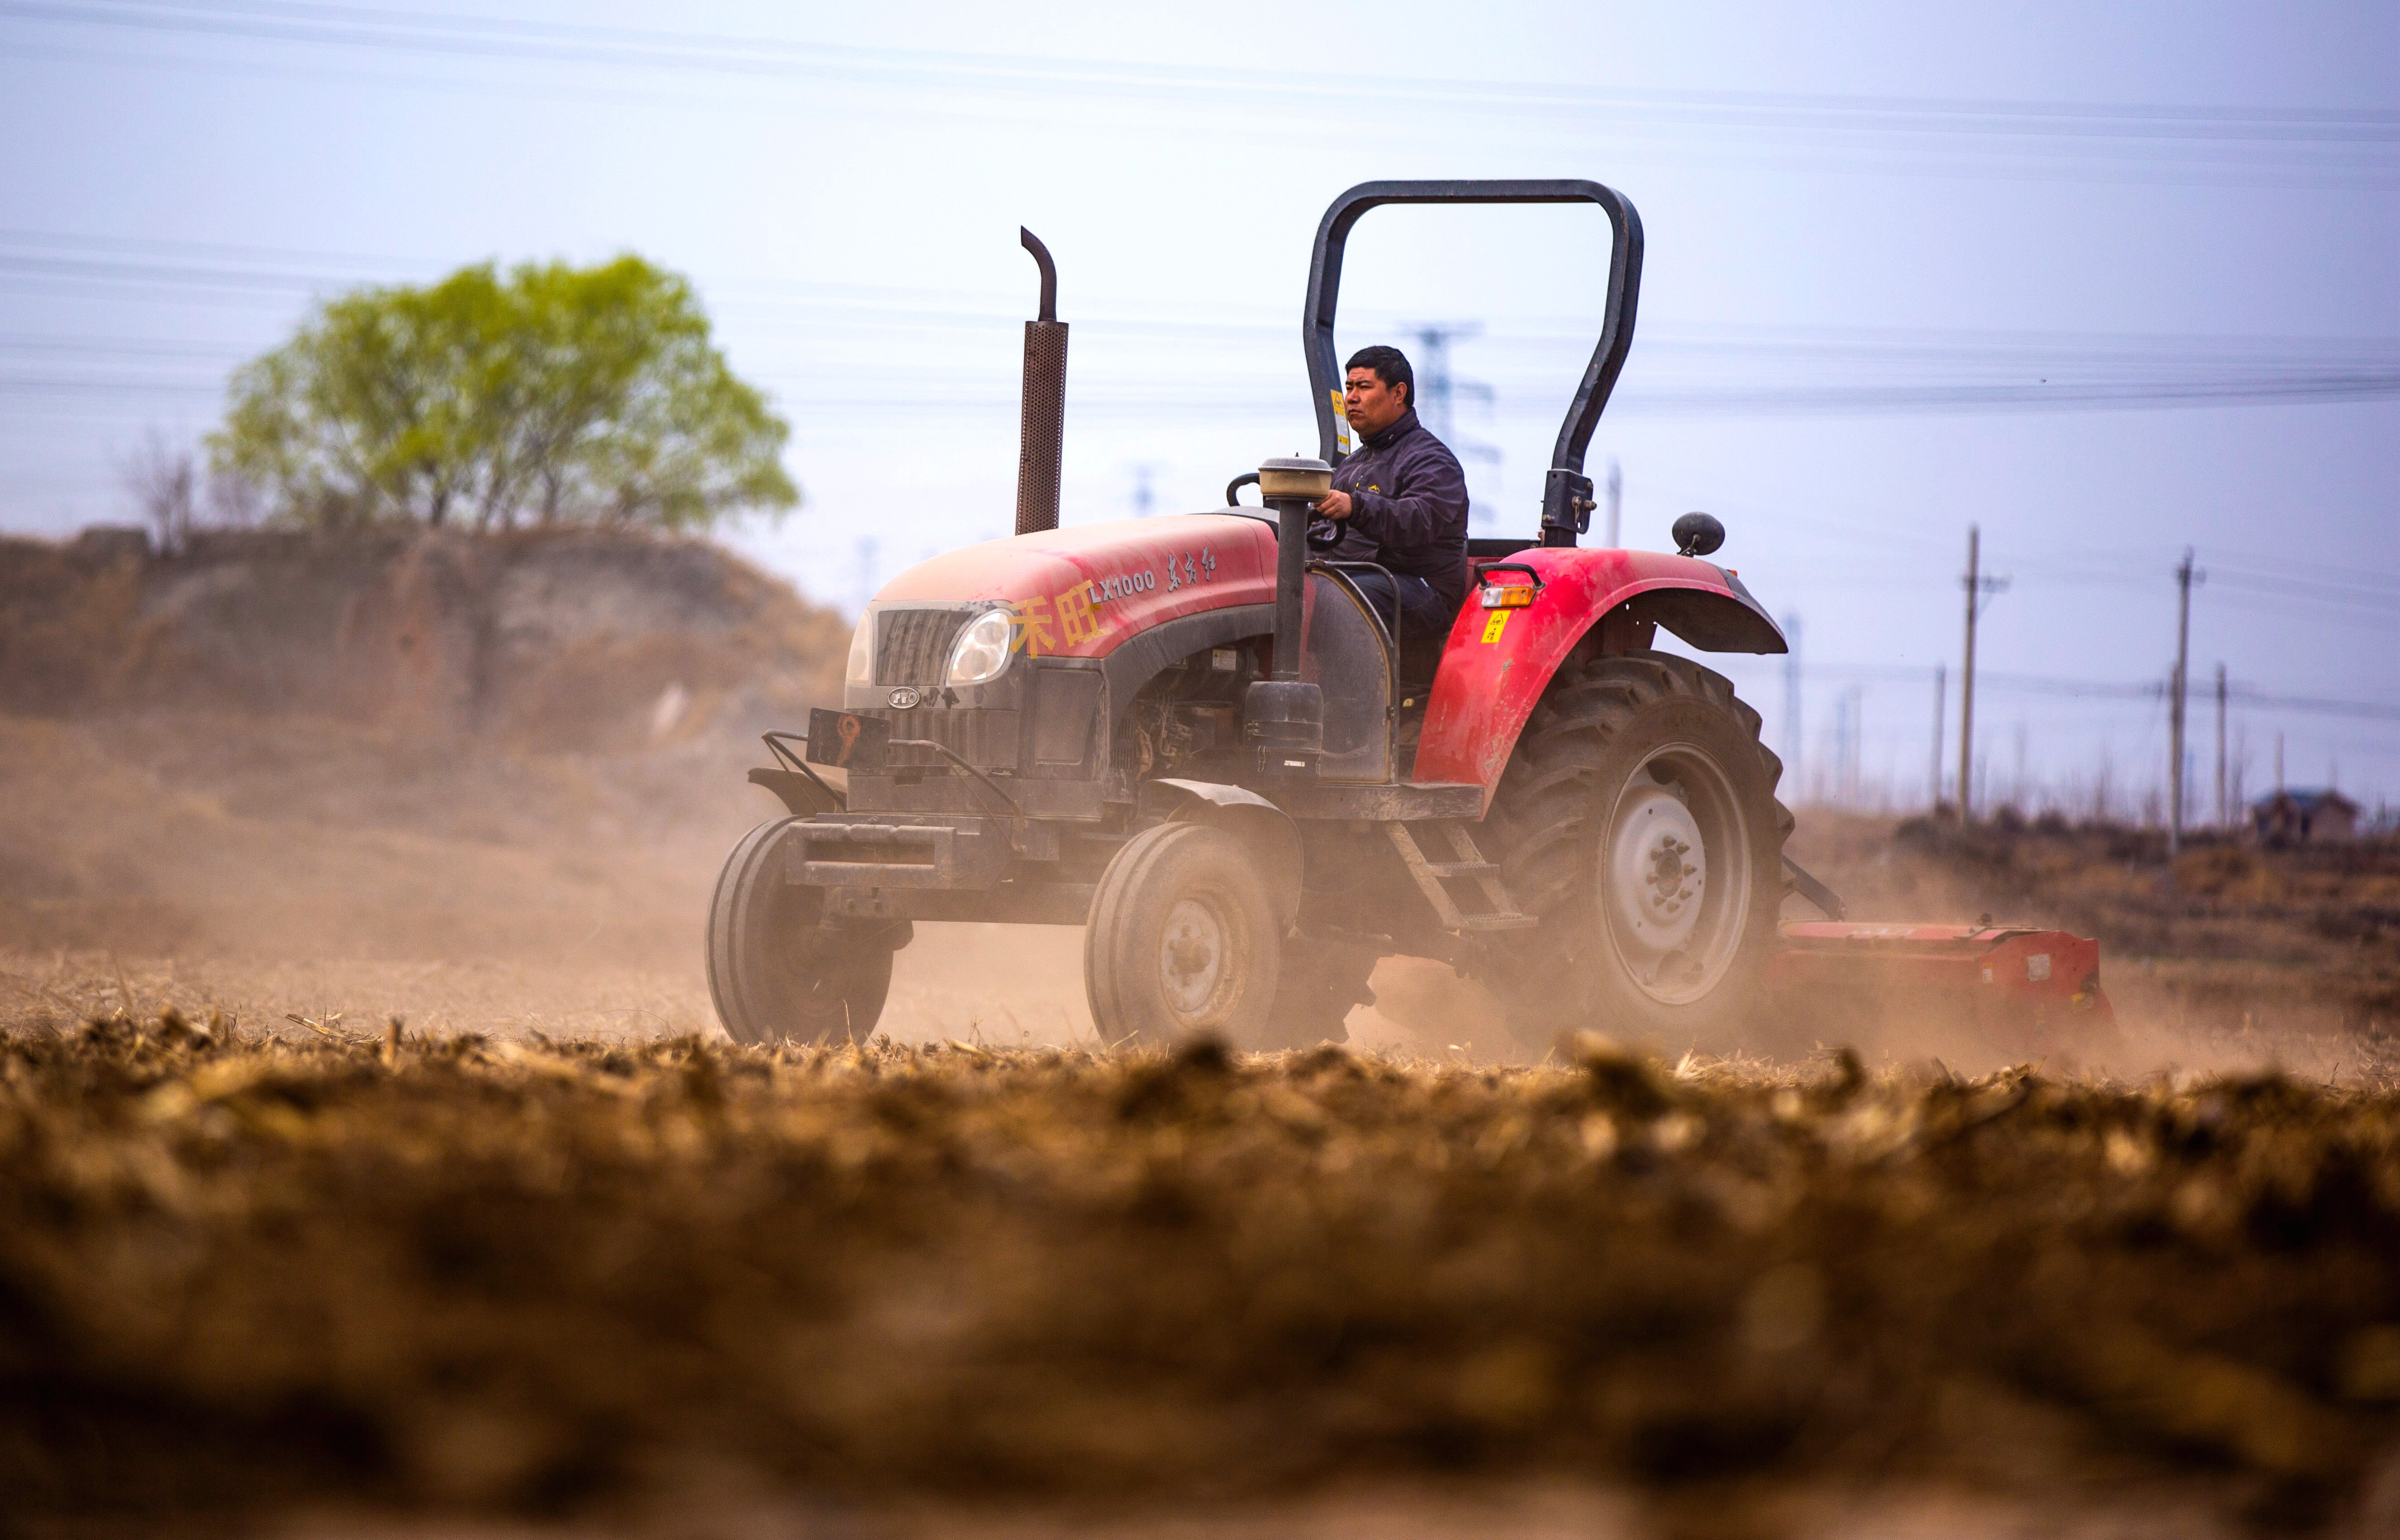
1227 471 1347 550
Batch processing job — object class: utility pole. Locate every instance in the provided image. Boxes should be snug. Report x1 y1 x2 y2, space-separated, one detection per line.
1782 612 1802 793
1958 525 2009 824
2167 548 2201 859
1832 691 1853 808
2214 663 2228 828
1850 686 1866 806
1930 663 1947 811
1833 686 1872 806
1961 527 1977 823
1605 459 1622 548
2275 732 2285 791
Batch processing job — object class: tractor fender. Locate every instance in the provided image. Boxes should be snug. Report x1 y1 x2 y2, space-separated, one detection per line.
1414 548 1788 812
748 766 845 816
1138 778 1304 928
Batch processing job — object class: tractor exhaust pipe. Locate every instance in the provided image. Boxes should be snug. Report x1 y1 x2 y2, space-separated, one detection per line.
1015 228 1068 536
1245 456 1332 780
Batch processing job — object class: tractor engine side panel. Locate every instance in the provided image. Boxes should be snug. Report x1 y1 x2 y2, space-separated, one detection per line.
1414 547 1786 810
837 515 1285 819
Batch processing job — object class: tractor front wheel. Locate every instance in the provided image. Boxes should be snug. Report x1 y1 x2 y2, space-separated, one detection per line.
707 818 902 1046
1084 822 1283 1049
1481 651 1790 1052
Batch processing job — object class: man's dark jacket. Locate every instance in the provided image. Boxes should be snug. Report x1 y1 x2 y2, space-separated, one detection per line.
1324 408 1471 613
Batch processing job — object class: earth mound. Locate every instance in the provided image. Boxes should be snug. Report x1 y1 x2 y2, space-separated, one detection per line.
0 524 848 749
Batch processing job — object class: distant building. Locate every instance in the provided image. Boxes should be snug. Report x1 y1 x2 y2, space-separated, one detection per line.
2251 788 2360 845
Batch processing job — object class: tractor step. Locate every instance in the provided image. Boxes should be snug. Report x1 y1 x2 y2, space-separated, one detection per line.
1453 912 1541 933
1384 821 1539 934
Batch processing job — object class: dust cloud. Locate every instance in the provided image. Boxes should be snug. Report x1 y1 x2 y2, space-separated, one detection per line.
5 701 2387 1084
0 700 1486 1056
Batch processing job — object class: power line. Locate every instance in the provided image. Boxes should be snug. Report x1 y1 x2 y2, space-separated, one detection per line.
1609 376 2400 415
7 229 2396 371
2 1 2394 190
2200 567 2400 610
0 224 401 270
0 335 257 360
10 1 2391 144
2191 542 2400 590
1782 660 2399 720
14 381 2400 427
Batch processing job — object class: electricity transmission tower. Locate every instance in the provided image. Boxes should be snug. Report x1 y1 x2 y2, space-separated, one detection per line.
1404 323 1501 518
1124 462 1160 518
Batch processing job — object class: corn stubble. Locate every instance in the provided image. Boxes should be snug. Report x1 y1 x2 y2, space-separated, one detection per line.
5 1012 2398 1526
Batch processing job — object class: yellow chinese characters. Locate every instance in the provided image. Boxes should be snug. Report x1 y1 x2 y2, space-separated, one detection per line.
1054 585 1105 647
1009 595 1056 656
1009 584 1112 656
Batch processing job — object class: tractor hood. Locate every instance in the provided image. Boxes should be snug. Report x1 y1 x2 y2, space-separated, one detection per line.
873 513 1279 660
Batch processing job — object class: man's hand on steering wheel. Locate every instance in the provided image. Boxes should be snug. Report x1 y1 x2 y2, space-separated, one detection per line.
1307 488 1352 549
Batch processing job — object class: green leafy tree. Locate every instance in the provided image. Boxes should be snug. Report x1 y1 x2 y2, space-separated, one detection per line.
210 256 798 531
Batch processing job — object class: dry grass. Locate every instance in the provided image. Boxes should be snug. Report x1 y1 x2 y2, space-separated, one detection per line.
7 1015 2400 1533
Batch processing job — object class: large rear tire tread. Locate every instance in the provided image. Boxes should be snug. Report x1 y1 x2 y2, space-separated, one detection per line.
1479 648 1791 1049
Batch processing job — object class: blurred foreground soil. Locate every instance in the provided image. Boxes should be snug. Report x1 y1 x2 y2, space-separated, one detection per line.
7 1022 2400 1537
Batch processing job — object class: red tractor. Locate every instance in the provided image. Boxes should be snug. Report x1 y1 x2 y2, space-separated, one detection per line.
709 180 2110 1054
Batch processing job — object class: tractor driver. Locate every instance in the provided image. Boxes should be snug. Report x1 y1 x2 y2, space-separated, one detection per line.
1312 345 1471 653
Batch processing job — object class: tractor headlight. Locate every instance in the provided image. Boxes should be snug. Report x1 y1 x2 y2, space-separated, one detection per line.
845 611 874 687
945 607 1014 686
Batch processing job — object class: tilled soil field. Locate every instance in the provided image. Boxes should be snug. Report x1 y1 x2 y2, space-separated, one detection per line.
7 1016 2400 1536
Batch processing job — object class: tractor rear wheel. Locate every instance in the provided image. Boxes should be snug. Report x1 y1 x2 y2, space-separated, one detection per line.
1480 650 1791 1051
707 818 901 1046
1085 822 1282 1049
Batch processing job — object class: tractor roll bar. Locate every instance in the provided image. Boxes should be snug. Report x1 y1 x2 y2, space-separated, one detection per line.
1303 179 1645 548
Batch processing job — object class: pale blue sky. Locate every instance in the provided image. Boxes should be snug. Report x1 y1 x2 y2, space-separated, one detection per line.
2 1 2393 813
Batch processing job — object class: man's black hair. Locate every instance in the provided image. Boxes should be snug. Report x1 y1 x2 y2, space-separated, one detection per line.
1346 345 1414 407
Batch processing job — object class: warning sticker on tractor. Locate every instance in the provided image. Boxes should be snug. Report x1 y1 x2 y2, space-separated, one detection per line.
1331 391 1352 456
1481 610 1510 644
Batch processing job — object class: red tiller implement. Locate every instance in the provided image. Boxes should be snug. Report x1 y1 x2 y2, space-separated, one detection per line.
707 182 2114 1055
1769 921 2114 1046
